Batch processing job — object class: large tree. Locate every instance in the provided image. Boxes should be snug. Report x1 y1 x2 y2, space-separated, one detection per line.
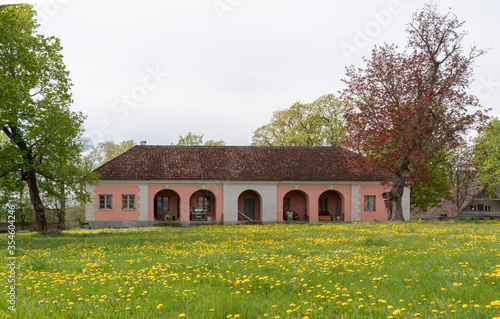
252 94 345 146
0 4 96 232
473 117 500 197
341 3 488 221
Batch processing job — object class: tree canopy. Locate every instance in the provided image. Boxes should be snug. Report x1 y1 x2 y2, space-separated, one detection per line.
174 132 225 146
86 140 136 169
473 117 500 197
252 94 345 147
0 4 97 232
341 3 488 220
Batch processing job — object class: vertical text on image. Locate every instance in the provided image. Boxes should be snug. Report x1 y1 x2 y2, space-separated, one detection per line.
6 202 17 311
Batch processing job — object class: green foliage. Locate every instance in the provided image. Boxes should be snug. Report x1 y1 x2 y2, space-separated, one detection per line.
473 117 500 198
410 150 451 212
0 4 98 230
174 132 225 146
0 187 34 224
65 203 86 226
252 94 345 146
86 140 135 169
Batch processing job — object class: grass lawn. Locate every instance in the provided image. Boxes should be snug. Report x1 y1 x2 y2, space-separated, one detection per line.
1 221 500 318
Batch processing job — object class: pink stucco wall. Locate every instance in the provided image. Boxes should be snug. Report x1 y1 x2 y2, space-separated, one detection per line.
92 183 386 223
359 186 389 221
277 185 351 222
93 185 140 221
148 185 223 222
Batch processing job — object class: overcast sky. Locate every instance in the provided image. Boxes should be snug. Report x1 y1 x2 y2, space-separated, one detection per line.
6 0 500 146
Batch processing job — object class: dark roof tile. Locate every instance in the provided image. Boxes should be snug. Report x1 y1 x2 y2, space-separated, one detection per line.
94 145 384 181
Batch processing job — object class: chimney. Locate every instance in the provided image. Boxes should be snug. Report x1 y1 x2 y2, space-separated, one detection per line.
140 141 147 146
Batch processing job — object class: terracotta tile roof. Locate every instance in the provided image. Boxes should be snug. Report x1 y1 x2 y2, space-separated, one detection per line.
94 145 385 181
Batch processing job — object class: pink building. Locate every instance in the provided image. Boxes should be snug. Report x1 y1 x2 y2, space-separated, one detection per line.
85 145 410 227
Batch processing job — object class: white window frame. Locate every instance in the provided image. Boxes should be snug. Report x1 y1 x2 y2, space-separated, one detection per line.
99 194 112 210
122 194 135 210
364 195 376 211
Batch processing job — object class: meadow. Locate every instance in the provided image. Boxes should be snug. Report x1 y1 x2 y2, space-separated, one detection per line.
1 221 499 318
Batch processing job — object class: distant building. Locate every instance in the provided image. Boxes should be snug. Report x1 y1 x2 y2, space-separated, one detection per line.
459 189 500 219
410 187 500 220
85 145 410 227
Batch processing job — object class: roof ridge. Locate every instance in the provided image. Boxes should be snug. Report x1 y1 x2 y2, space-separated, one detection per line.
93 144 139 172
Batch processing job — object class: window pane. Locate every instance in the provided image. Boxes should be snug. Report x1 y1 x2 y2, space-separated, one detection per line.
198 196 210 210
319 198 328 212
100 195 112 209
364 196 375 211
165 197 169 210
129 195 135 209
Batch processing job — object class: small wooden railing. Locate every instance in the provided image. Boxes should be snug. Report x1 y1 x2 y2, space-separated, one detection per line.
238 211 254 221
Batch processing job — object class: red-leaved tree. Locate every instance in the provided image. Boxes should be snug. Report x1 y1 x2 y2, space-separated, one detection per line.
341 3 489 221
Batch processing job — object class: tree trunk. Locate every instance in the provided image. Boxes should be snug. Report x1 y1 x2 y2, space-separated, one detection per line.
382 192 393 220
385 158 410 221
57 184 66 230
26 170 47 233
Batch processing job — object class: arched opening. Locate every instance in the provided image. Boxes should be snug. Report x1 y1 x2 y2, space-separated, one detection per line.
318 190 343 221
189 190 216 221
283 190 308 221
154 189 180 221
237 190 261 221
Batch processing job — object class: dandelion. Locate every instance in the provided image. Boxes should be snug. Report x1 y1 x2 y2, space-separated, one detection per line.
157 304 163 309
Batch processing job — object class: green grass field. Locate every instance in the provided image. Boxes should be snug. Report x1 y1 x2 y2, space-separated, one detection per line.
1 221 500 318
